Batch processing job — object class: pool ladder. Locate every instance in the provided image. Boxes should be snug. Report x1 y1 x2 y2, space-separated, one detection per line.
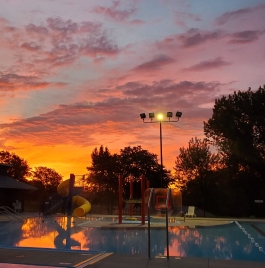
0 206 27 234
147 188 170 259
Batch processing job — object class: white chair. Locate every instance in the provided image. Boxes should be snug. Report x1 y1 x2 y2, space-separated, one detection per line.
12 202 17 211
185 206 196 217
14 200 21 212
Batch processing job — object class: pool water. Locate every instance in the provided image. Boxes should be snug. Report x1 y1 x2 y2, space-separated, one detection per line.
1 217 265 262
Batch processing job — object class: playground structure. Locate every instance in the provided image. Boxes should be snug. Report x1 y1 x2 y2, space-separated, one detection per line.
118 175 182 224
43 174 91 217
144 188 182 217
57 174 91 217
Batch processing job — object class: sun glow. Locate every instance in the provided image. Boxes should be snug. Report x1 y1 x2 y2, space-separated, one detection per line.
157 113 163 120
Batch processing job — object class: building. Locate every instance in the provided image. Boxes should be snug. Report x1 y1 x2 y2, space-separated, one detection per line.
0 163 37 211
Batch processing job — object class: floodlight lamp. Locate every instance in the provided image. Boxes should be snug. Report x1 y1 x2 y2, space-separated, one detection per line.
157 113 163 120
149 113 155 119
167 112 173 118
140 113 146 121
176 111 182 118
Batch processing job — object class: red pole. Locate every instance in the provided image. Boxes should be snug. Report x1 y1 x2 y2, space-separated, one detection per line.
130 177 133 216
118 175 123 224
141 175 145 225
146 179 150 189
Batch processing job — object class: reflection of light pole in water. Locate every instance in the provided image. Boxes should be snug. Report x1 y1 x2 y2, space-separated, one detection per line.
140 112 182 187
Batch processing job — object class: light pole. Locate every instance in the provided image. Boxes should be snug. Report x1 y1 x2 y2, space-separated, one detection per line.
140 111 182 187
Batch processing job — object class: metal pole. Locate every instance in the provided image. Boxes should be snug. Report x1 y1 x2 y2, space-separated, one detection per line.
141 175 146 225
67 174 75 216
148 188 154 259
160 121 163 187
118 175 122 224
165 188 171 259
130 177 133 216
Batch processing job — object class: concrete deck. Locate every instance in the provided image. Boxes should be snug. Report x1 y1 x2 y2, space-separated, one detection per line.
1 212 265 267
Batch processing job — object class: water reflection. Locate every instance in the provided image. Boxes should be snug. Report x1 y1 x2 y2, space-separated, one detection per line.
1 217 265 262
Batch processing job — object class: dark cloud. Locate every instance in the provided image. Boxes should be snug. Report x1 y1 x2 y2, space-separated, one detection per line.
215 4 265 26
46 18 78 35
178 28 224 48
228 30 260 44
183 57 231 71
156 29 225 50
0 73 66 92
21 42 41 51
121 80 221 98
26 23 49 35
92 1 137 22
132 54 175 72
80 36 120 56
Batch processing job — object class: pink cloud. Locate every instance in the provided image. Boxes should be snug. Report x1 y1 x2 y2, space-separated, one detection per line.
92 1 137 22
129 19 145 25
173 11 201 28
183 57 231 71
21 42 41 51
26 23 49 35
0 17 121 70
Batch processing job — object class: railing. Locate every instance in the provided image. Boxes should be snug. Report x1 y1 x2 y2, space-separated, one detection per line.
0 206 27 235
0 206 26 222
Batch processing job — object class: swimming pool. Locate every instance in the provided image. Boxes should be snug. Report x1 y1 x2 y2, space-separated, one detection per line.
1 216 265 262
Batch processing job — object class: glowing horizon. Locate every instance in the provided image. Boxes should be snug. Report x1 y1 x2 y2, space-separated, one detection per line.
0 0 264 179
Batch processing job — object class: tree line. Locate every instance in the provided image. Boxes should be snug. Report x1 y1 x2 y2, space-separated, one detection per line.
0 150 62 199
175 86 265 217
1 85 264 217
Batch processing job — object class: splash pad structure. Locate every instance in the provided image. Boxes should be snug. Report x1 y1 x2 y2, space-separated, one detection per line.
144 188 182 217
118 175 182 224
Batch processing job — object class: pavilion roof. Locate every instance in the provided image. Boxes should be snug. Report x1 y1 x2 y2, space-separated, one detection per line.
0 175 37 190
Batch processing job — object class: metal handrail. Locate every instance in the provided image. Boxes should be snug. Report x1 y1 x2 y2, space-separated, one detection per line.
147 188 154 259
0 206 27 235
0 206 27 221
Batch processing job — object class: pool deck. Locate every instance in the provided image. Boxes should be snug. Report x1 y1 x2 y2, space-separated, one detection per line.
1 212 265 268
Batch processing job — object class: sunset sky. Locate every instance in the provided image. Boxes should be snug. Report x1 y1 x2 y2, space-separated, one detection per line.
0 0 264 179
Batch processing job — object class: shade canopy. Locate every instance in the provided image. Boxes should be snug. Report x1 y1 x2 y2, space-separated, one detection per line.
0 163 37 190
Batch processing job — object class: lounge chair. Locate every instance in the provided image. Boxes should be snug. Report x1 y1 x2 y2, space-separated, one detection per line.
12 200 21 212
185 206 196 217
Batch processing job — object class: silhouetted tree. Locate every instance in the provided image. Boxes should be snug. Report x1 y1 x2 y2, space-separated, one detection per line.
87 146 120 212
87 145 173 212
204 86 265 179
174 137 221 216
204 86 265 216
31 166 62 193
119 146 173 198
0 150 31 182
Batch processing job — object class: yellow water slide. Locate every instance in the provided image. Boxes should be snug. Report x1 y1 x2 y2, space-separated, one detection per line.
57 179 91 217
